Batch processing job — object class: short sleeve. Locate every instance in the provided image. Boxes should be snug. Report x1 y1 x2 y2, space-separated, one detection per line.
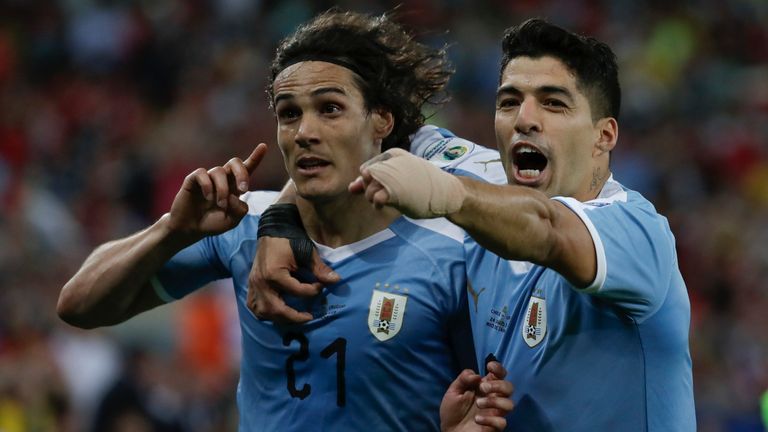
153 191 278 301
153 234 231 302
554 196 676 321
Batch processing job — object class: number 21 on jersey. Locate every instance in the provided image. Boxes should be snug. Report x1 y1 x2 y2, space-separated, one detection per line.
283 332 347 407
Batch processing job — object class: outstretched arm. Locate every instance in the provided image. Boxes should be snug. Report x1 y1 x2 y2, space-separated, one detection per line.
57 144 267 328
449 178 596 286
350 149 596 287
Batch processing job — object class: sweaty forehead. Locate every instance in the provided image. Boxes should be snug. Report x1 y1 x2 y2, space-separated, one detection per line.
273 61 362 100
500 56 579 93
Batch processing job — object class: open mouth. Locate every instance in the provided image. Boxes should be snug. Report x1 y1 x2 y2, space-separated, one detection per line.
515 147 548 177
512 144 548 182
297 156 331 171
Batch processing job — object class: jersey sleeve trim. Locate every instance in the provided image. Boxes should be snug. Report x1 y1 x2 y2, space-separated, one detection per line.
150 276 177 303
552 197 607 293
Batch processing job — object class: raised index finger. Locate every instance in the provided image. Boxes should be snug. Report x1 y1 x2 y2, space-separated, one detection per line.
243 143 268 175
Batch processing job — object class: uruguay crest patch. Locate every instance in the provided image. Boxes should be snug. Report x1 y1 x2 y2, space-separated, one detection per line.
522 295 547 347
368 289 408 342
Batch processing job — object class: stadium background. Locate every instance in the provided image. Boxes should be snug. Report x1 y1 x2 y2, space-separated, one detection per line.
0 0 766 431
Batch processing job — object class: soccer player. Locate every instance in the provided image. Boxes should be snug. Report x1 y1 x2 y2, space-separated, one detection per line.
354 18 695 431
253 19 696 431
56 11 512 432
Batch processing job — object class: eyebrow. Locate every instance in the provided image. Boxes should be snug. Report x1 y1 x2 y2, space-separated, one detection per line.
274 86 348 105
496 84 576 103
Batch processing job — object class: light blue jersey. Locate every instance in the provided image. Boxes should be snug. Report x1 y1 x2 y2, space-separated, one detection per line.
412 128 695 431
152 191 476 431
409 125 507 184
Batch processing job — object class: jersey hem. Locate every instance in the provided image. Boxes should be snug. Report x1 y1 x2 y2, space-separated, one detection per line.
150 276 177 303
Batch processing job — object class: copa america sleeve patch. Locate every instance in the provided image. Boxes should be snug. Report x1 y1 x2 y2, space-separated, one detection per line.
422 138 475 163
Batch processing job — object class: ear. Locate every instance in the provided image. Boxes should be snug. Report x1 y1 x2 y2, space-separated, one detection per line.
593 117 618 157
372 109 394 141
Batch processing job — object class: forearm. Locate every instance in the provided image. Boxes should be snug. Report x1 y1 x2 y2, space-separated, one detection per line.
449 178 558 263
57 214 195 328
360 149 595 285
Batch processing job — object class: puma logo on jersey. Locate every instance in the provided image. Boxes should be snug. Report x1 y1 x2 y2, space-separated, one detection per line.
474 158 502 172
467 281 486 313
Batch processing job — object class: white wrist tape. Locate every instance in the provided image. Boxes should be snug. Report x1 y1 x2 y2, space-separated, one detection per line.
365 148 466 218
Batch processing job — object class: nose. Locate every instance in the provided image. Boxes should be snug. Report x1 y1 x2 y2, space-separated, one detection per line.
514 98 542 135
295 114 321 148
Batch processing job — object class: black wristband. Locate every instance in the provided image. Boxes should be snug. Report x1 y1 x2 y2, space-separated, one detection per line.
257 204 313 268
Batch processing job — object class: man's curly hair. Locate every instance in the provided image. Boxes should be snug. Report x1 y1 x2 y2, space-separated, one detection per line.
268 10 452 151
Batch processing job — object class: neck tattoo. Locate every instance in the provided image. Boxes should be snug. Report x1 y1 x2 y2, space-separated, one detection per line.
590 167 605 193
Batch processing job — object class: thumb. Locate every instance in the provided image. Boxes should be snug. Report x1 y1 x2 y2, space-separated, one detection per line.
348 175 365 194
310 249 340 284
449 369 482 396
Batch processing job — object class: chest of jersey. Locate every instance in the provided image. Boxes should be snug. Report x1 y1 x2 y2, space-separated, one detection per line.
225 236 470 431
468 256 649 431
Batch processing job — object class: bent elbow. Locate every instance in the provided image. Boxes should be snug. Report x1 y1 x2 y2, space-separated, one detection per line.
56 286 98 329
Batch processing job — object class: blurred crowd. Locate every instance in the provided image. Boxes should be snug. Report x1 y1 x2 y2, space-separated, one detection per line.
0 0 766 431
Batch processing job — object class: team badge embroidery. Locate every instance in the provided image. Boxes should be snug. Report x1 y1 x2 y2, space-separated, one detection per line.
368 289 408 341
522 295 547 347
423 139 473 162
441 145 468 160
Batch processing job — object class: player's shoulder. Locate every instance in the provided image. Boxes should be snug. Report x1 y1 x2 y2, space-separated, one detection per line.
390 216 467 246
211 190 279 244
591 178 666 224
410 125 506 185
410 125 479 163
385 217 469 281
555 176 674 241
558 176 657 215
241 190 280 216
